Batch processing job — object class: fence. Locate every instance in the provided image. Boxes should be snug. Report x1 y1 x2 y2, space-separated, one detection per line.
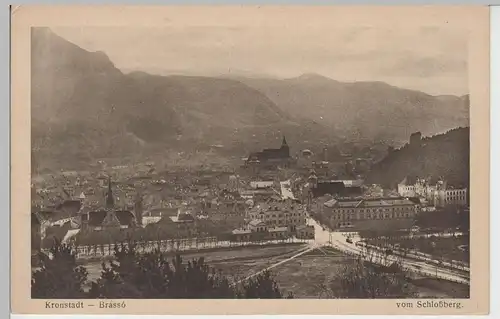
42 236 314 260
323 222 470 273
326 242 470 286
358 243 470 273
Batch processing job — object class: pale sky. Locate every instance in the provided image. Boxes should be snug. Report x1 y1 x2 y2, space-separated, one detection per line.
52 24 468 96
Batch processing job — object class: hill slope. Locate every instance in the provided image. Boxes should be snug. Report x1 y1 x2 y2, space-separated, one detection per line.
32 28 469 171
366 127 470 188
32 28 314 169
234 74 469 144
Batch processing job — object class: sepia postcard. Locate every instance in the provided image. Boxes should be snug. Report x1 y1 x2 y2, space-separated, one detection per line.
11 5 490 315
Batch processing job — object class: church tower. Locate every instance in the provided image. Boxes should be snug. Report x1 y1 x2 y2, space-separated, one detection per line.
134 192 144 226
281 135 290 157
105 177 115 209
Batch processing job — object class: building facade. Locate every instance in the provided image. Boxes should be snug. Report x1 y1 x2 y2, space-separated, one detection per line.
397 177 468 207
442 188 468 206
321 197 418 231
248 200 307 232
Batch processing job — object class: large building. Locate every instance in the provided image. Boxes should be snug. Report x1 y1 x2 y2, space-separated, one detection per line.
245 136 293 168
317 197 418 231
397 177 468 207
247 199 308 232
79 178 139 232
231 198 315 242
305 170 363 200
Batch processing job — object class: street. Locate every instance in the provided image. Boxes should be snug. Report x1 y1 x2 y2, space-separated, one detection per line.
306 217 470 285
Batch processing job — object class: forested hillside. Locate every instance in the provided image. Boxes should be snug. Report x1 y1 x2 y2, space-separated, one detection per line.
367 127 469 188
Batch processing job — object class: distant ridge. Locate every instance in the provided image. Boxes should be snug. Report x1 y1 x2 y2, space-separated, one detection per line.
31 28 469 170
31 28 328 169
234 74 469 144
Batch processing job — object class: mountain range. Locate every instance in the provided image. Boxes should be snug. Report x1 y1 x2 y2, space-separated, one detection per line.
228 74 469 143
31 28 469 171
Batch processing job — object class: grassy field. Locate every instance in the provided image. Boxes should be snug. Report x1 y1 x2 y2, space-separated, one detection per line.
271 247 353 298
83 243 306 285
271 247 469 299
81 244 469 298
409 278 469 298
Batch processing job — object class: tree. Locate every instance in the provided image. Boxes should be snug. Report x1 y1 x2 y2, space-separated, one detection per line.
31 239 88 298
238 270 291 299
35 240 292 299
88 242 144 298
323 257 417 299
89 241 290 299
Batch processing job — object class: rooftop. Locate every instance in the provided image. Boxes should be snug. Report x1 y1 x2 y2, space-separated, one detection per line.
232 228 252 235
248 219 265 227
268 226 288 232
320 180 364 188
325 197 416 208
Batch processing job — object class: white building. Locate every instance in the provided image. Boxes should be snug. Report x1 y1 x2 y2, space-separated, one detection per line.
441 188 468 206
397 177 468 207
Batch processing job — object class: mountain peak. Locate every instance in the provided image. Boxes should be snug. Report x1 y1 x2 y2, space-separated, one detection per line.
292 73 333 81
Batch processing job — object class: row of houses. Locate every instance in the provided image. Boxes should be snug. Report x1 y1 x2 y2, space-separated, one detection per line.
32 173 316 251
231 222 314 242
228 177 315 241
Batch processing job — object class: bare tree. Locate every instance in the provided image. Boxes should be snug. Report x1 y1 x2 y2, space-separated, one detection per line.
321 257 417 299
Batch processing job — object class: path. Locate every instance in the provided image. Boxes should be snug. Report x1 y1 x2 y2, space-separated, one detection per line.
233 243 317 286
280 180 296 200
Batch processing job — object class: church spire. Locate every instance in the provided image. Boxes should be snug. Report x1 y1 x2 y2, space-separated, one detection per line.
281 135 288 147
105 177 114 209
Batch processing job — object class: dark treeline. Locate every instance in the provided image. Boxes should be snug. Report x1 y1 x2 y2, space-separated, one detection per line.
367 127 470 188
32 240 292 299
32 239 418 299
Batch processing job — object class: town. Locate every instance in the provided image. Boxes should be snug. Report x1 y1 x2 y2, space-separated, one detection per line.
31 133 470 298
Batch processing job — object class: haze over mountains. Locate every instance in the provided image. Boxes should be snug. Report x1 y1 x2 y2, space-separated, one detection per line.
31 28 469 170
228 74 469 142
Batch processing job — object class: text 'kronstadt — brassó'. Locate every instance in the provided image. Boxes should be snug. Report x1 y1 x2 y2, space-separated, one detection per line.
45 301 84 309
44 301 126 309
